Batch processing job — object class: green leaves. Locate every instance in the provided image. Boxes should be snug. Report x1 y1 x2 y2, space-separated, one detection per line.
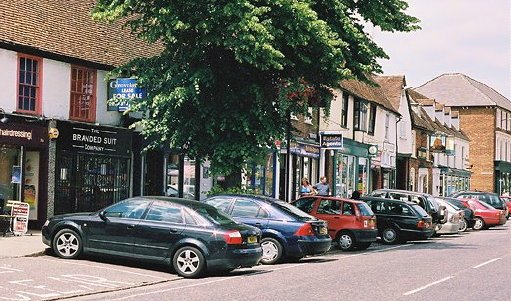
94 0 420 177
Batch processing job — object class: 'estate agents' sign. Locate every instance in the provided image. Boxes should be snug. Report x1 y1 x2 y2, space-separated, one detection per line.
320 133 343 149
107 78 147 112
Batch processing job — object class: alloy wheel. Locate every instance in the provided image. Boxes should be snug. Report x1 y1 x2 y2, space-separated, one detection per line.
176 249 201 275
261 240 279 262
473 217 485 231
56 232 79 258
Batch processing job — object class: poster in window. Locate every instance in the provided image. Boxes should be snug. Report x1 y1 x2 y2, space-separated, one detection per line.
11 166 21 184
24 152 39 220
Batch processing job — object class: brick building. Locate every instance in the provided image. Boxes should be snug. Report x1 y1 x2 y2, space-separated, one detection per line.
415 73 506 193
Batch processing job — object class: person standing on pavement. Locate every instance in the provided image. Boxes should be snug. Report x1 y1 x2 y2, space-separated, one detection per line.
299 177 315 197
314 176 330 196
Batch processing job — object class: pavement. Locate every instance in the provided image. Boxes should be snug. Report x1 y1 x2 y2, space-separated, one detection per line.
0 230 48 258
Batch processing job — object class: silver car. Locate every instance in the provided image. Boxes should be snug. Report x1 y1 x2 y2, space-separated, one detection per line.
434 198 463 235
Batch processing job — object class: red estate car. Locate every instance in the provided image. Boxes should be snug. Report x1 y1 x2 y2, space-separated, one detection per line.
459 199 507 230
499 196 511 219
292 196 377 251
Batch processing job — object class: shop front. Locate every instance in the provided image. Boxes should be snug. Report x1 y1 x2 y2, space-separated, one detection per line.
439 167 471 196
0 116 48 227
53 121 132 215
331 139 370 198
495 161 511 195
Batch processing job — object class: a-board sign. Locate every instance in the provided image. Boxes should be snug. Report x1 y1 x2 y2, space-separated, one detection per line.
8 201 29 235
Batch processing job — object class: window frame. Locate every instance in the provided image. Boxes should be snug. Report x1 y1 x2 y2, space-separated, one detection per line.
69 65 97 122
354 98 368 132
341 93 349 128
17 53 43 115
368 104 377 135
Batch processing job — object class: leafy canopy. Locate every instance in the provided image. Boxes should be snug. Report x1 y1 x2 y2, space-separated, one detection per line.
93 0 419 175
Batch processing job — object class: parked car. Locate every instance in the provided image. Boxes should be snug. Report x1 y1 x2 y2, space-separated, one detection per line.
458 199 507 230
444 197 475 231
434 198 463 235
451 191 508 219
368 189 447 232
203 194 331 264
499 195 511 219
42 197 263 278
360 196 434 244
291 196 377 251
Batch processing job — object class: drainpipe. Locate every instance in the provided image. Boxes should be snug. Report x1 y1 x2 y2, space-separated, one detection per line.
395 114 403 188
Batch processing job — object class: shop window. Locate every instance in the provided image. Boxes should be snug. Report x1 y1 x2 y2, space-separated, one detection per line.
17 54 42 114
70 66 97 122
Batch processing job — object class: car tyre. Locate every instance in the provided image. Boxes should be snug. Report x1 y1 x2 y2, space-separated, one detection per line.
52 228 83 259
356 242 372 250
381 227 399 244
173 246 206 278
337 231 356 251
459 218 468 232
472 217 485 231
260 237 283 264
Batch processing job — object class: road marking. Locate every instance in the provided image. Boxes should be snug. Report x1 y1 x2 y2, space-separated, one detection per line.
39 258 169 280
326 244 411 259
473 258 502 269
403 276 454 296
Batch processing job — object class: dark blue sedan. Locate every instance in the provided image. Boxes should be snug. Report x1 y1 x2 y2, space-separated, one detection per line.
204 194 332 264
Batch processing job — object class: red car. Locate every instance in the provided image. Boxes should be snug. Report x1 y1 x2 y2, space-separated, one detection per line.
499 196 511 219
292 196 377 251
459 199 506 230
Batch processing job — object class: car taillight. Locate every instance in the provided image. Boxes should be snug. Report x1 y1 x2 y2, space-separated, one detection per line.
224 230 243 245
417 220 429 229
294 223 314 236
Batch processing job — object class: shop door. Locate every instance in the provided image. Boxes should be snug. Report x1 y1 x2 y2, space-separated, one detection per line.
0 146 21 213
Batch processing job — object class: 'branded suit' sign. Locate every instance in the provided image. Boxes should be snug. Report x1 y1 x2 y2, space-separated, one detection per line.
57 121 131 156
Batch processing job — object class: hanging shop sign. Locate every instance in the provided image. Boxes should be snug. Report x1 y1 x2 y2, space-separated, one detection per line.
289 141 320 158
320 133 343 149
107 78 147 112
429 133 447 153
57 121 132 156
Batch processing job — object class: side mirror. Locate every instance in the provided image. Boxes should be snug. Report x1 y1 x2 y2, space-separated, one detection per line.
98 211 108 221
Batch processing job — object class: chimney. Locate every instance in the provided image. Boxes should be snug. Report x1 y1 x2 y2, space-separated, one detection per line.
451 111 460 130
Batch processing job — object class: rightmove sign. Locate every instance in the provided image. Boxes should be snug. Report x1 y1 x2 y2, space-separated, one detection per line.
107 78 147 111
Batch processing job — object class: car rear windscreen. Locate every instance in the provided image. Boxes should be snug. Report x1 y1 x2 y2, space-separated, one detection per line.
411 204 429 217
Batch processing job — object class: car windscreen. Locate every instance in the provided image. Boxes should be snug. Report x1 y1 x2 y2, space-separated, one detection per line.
411 204 429 217
190 206 237 226
272 201 316 221
357 203 374 216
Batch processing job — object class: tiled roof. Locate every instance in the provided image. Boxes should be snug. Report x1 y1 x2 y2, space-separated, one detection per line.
373 75 406 111
415 73 511 111
410 108 434 132
407 88 435 106
0 0 162 68
340 75 400 115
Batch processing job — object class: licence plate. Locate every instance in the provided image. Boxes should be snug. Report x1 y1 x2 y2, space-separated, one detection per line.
247 236 258 244
319 227 328 235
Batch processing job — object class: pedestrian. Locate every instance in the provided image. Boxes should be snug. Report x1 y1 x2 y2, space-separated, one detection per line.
300 177 315 197
351 190 361 200
314 176 330 196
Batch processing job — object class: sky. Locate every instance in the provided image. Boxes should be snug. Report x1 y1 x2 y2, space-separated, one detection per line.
370 0 510 99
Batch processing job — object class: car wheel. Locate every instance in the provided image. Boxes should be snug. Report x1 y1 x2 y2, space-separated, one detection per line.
260 237 283 264
472 217 485 231
382 227 399 244
356 242 372 250
459 219 468 232
173 246 206 278
337 231 356 251
52 228 82 259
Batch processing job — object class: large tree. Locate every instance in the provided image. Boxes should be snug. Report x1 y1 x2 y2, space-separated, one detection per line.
93 0 419 177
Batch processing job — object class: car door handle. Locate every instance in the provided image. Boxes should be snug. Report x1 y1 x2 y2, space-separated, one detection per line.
127 224 136 230
255 223 262 227
333 216 340 219
169 228 179 233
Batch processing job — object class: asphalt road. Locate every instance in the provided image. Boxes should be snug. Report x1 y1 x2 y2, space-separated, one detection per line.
1 225 510 301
